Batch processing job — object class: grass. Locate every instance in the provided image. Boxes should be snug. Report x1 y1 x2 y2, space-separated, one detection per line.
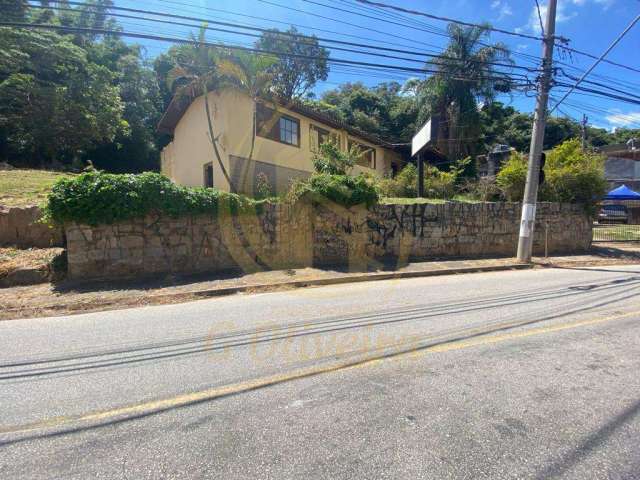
0 169 75 207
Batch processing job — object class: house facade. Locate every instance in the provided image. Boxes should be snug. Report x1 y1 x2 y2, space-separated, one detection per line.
158 88 403 195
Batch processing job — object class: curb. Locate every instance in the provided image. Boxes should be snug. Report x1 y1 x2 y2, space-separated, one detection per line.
154 262 534 302
1 262 534 319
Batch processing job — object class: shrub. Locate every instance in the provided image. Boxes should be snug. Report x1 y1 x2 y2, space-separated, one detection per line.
496 139 607 213
496 151 528 201
287 173 379 207
459 177 503 201
376 163 458 199
287 140 379 207
44 171 265 225
311 140 357 175
542 139 607 215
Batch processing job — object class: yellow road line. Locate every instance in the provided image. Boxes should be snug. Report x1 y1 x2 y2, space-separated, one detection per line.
2 308 638 437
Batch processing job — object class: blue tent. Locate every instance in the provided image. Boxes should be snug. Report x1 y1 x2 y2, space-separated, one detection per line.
604 184 640 200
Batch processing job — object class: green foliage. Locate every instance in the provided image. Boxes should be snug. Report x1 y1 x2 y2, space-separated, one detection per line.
287 173 379 207
496 139 607 213
0 27 127 166
44 171 264 226
415 23 513 160
312 81 419 142
255 26 329 99
496 151 528 201
287 139 378 207
377 162 460 200
0 2 163 171
480 101 638 152
542 139 607 214
312 140 358 175
254 172 274 200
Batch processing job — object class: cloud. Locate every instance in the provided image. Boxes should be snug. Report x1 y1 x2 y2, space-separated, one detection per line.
605 111 640 128
490 0 513 20
518 0 613 34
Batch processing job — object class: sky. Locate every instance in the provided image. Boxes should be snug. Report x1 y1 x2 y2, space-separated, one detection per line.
115 0 640 130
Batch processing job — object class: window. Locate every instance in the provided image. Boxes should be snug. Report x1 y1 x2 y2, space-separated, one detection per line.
279 116 299 146
349 139 376 169
310 125 338 151
203 163 214 188
256 103 300 147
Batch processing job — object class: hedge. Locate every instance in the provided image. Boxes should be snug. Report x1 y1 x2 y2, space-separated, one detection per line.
44 171 266 226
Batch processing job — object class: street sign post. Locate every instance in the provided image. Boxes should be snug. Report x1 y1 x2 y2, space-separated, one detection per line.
411 117 438 197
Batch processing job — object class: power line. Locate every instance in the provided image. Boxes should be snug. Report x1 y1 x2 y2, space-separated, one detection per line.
555 43 640 75
254 0 450 52
353 0 546 41
256 0 544 68
550 14 640 113
0 21 536 87
347 0 640 76
557 69 640 103
146 0 431 52
43 1 538 73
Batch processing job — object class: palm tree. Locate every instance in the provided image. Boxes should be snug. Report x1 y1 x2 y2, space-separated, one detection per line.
167 27 237 192
418 23 513 160
216 51 277 193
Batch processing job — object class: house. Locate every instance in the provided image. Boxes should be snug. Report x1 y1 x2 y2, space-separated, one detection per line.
597 142 640 191
157 88 404 195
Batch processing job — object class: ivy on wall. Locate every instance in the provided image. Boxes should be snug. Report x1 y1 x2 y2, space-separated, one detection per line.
44 171 267 226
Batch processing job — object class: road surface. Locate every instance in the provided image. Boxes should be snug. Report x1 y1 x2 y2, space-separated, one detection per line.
1 265 640 479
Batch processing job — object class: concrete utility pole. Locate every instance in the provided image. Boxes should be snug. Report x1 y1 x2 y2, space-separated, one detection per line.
581 114 588 151
516 0 558 263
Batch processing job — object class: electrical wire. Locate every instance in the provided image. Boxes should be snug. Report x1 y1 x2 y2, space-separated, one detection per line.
353 0 545 41
44 1 539 74
550 14 640 113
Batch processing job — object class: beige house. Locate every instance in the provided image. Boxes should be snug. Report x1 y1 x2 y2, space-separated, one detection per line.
158 88 403 195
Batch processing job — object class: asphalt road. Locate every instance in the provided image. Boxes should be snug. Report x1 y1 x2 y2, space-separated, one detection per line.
1 265 640 479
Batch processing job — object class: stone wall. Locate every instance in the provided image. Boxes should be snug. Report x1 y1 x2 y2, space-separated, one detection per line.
65 201 592 279
0 206 63 248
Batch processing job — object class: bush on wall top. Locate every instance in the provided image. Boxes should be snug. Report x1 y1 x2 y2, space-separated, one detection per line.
44 171 265 226
287 173 379 207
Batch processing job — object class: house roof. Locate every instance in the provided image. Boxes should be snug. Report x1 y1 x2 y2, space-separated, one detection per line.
156 88 399 149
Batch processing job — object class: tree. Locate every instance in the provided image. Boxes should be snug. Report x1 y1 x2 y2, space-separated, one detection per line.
216 50 276 191
0 27 126 166
417 23 512 160
166 27 236 191
0 0 29 21
255 27 329 99
314 80 419 141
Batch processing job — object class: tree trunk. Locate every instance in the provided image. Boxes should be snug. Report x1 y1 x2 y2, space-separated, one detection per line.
202 82 237 193
239 98 257 195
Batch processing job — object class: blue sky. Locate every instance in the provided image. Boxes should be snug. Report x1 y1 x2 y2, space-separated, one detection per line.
116 0 640 130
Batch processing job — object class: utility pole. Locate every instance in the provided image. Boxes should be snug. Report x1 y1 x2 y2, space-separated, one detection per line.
417 152 425 197
581 114 588 151
516 0 558 263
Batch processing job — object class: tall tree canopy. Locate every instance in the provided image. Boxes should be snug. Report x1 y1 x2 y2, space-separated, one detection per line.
0 0 163 171
417 23 512 160
312 81 419 142
254 27 329 99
